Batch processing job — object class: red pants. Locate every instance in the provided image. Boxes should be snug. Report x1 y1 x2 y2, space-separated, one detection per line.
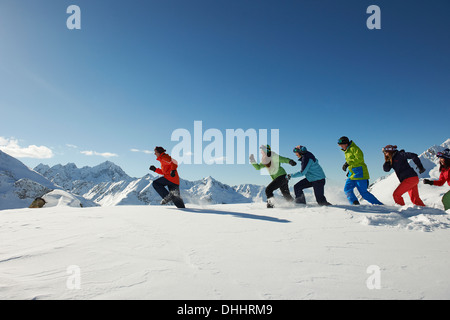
393 176 425 206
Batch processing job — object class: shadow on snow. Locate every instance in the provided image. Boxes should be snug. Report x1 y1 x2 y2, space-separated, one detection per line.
175 207 291 223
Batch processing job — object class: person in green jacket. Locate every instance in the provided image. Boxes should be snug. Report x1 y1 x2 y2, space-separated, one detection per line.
338 136 383 205
250 145 296 208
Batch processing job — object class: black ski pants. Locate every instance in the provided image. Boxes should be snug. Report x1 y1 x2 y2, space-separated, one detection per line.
152 177 185 208
265 174 293 201
294 178 328 205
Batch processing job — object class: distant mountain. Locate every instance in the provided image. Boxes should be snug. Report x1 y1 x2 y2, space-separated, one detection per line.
0 150 97 210
5 138 446 210
34 163 265 207
183 176 251 205
233 183 266 202
0 149 56 210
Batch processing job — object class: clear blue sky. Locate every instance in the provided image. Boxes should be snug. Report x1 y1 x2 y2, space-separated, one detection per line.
1 0 449 186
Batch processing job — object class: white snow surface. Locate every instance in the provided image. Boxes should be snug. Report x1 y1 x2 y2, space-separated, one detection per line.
1 140 450 299
42 190 82 208
1 202 450 300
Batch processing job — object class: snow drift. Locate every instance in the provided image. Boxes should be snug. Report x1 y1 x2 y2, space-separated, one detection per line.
1 140 450 300
1 202 449 300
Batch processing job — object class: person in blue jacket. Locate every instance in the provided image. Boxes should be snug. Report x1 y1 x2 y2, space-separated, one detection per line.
287 145 331 206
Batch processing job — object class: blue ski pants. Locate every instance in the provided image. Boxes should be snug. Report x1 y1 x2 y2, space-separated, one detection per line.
344 178 383 205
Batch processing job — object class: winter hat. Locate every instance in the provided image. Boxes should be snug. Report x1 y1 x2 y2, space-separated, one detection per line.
154 146 166 154
437 149 450 159
293 145 307 154
382 145 398 153
338 136 350 145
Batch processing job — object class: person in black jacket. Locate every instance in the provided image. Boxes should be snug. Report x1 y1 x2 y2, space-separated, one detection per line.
382 145 426 206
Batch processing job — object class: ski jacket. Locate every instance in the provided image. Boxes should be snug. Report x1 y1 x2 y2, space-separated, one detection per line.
343 141 370 180
433 167 450 187
155 152 180 185
252 152 293 180
291 151 326 182
383 150 424 182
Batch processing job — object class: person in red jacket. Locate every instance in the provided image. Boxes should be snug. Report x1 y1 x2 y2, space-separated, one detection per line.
423 149 450 211
150 146 185 208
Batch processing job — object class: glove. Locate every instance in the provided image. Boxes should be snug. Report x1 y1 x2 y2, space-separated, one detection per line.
170 170 176 177
342 162 349 172
286 174 291 181
423 179 434 185
289 160 297 166
149 165 157 172
418 167 426 174
249 154 256 164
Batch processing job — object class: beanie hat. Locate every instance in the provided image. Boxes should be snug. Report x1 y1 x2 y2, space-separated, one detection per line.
154 146 166 154
293 145 307 154
338 136 350 145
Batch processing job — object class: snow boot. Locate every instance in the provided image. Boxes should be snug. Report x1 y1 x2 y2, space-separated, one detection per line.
266 198 275 208
160 196 172 205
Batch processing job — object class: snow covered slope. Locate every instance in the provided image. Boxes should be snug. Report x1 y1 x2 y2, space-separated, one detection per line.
0 150 97 210
0 150 56 210
1 202 449 300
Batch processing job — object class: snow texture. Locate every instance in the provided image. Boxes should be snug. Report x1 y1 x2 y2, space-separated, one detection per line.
1 202 449 300
1 140 450 299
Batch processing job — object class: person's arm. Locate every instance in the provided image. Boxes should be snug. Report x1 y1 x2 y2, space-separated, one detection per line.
433 171 447 186
250 154 265 170
405 151 425 173
291 159 313 178
278 154 295 165
252 162 265 170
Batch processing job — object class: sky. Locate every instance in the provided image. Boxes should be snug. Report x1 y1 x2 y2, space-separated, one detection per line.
1 0 449 187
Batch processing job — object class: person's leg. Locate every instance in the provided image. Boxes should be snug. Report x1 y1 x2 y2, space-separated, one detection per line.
312 179 330 205
393 177 419 206
344 178 359 204
356 180 383 205
265 175 288 207
293 178 312 204
152 177 170 200
265 179 277 199
392 181 408 206
406 177 425 206
442 190 450 211
279 178 294 202
167 183 186 208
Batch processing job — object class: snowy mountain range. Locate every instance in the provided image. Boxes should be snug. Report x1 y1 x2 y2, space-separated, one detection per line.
34 161 265 207
0 150 97 210
0 149 265 210
1 139 449 210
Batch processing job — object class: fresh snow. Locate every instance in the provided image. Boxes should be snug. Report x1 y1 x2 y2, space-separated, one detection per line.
1 203 449 300
1 140 450 299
